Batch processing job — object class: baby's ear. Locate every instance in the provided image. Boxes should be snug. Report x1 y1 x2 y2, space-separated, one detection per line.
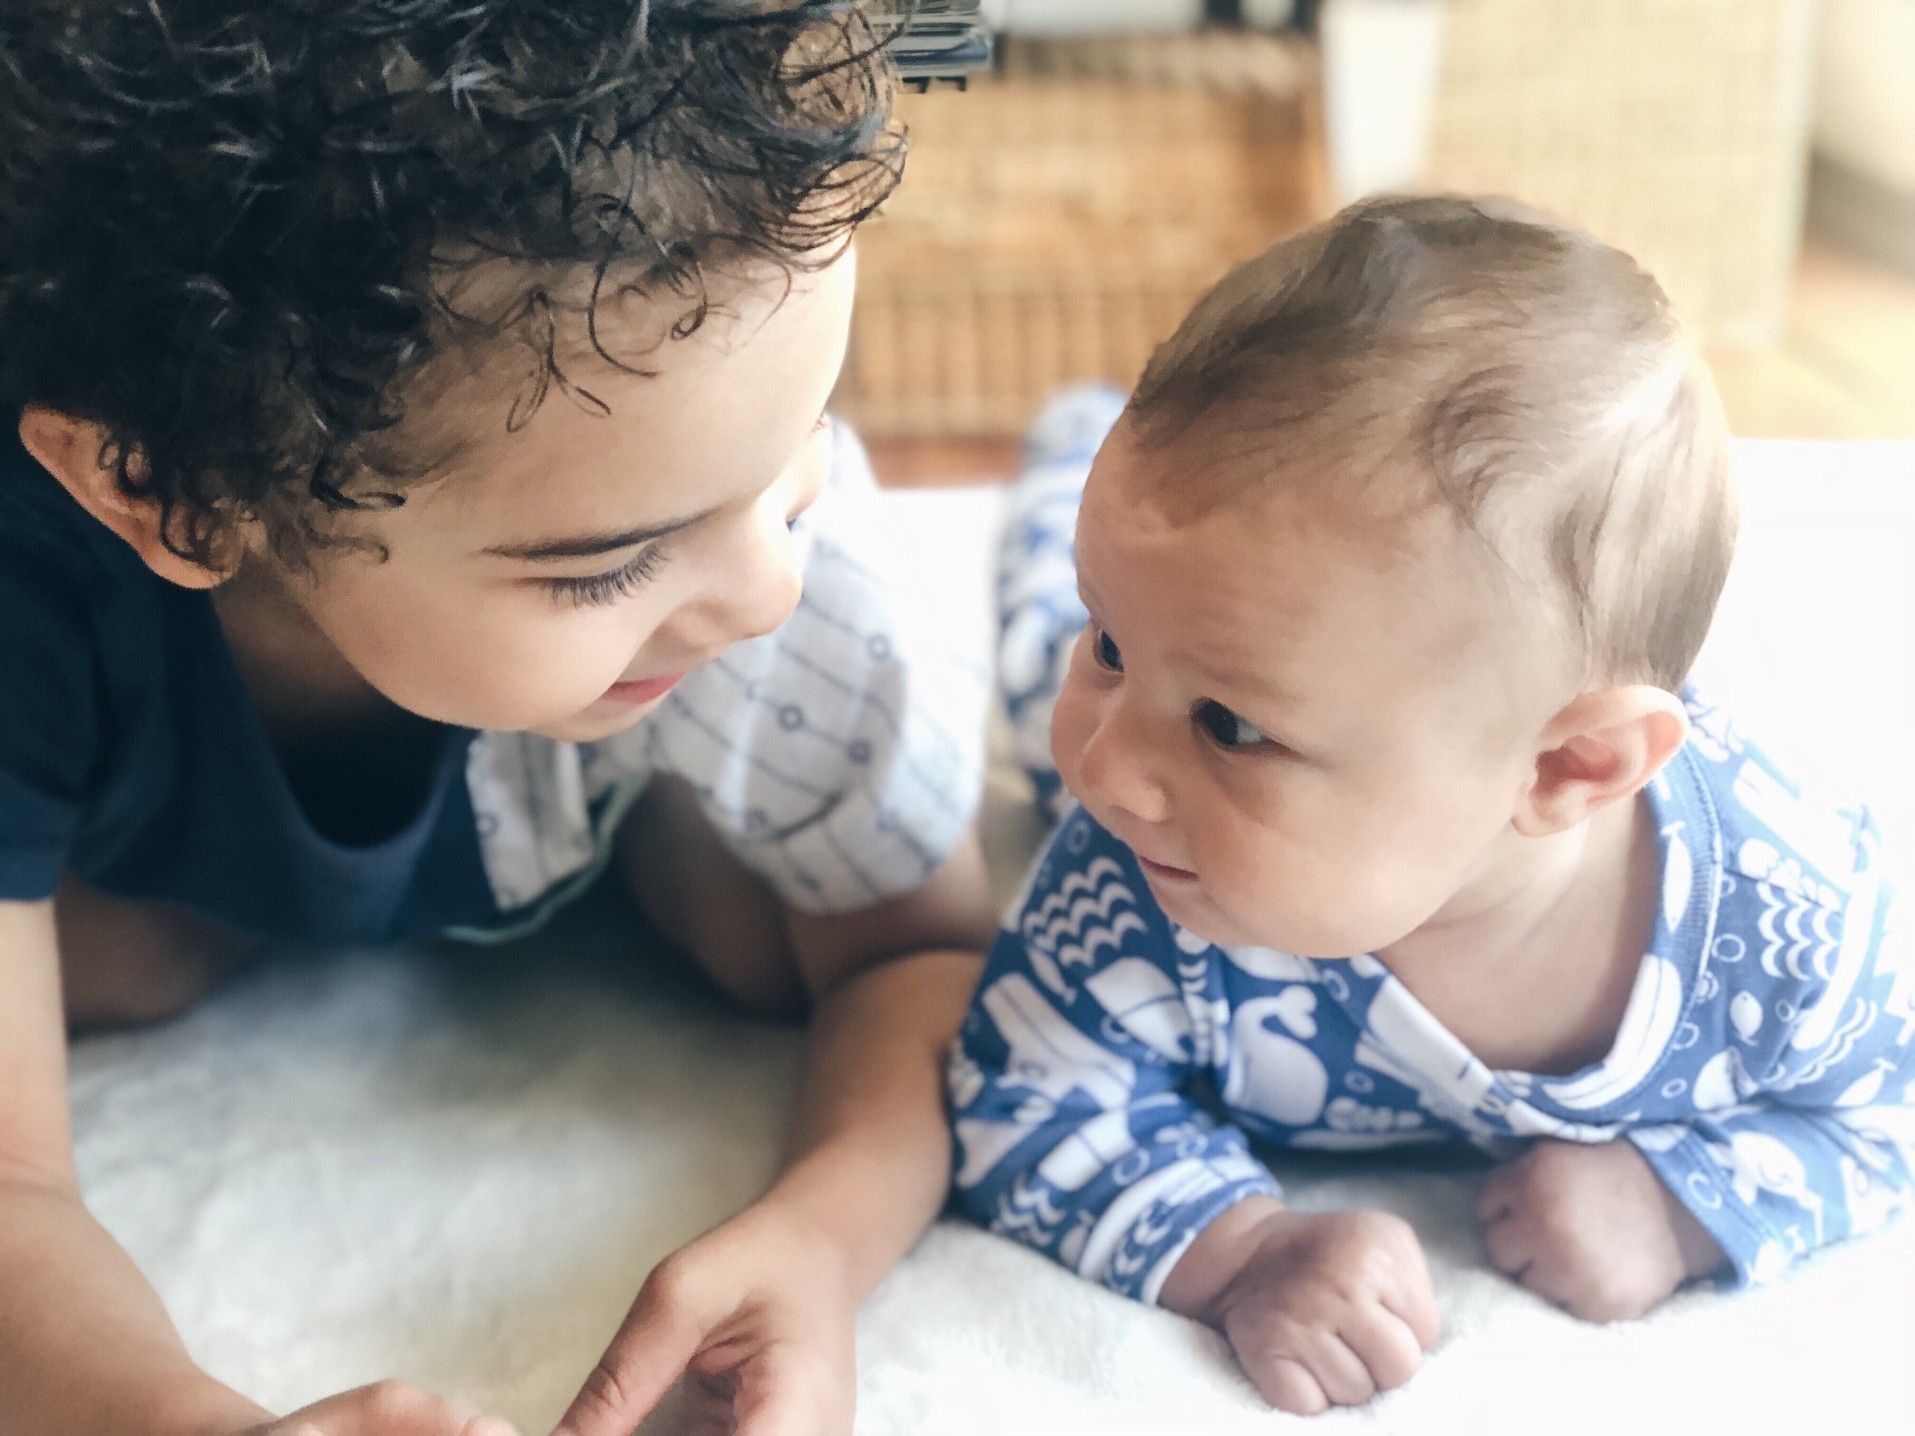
1515 686 1688 837
18 406 235 589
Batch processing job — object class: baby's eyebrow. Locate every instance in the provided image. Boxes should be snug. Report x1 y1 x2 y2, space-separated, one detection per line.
1192 654 1301 709
482 505 720 562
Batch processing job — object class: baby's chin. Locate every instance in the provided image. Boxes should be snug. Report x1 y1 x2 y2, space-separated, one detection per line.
1147 882 1273 951
1157 885 1397 960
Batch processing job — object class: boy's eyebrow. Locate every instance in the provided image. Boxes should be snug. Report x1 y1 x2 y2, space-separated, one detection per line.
483 505 721 562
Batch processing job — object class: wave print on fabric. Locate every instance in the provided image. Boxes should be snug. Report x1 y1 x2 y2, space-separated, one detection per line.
1022 856 1151 977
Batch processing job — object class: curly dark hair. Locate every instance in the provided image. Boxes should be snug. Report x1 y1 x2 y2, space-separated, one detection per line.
0 1 903 563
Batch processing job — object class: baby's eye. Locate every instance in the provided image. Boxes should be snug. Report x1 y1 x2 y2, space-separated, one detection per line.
1195 700 1272 751
1092 626 1124 673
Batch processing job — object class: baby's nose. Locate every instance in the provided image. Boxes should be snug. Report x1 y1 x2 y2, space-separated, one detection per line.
1076 713 1172 829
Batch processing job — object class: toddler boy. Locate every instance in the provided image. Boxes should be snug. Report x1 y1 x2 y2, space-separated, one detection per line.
952 196 1913 1415
0 6 992 1435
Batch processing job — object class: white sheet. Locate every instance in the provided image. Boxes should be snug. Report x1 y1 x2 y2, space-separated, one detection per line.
70 443 1915 1433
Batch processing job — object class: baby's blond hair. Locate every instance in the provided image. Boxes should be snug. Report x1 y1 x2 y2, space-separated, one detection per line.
1128 195 1736 691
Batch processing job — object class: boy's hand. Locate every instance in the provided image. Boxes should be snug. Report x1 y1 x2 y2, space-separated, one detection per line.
553 1198 856 1436
1476 1138 1728 1322
236 1382 518 1436
1161 1197 1440 1417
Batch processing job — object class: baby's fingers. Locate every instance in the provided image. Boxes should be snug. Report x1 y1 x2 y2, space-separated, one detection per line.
1482 1209 1539 1282
1475 1162 1521 1224
1381 1263 1443 1352
1252 1355 1330 1417
1240 1326 1374 1414
1342 1310 1427 1394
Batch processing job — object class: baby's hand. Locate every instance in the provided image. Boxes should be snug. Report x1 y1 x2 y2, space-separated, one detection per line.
239 1381 518 1436
1162 1198 1440 1416
1476 1138 1728 1322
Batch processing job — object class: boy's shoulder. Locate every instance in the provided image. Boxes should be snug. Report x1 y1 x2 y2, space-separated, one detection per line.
0 426 159 902
0 425 148 691
0 424 126 594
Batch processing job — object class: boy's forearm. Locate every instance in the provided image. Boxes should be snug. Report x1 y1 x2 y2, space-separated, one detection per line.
0 1173 269 1436
767 947 983 1301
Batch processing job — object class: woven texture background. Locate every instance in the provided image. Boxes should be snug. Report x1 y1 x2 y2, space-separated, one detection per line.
1426 0 1818 347
838 33 1324 438
840 6 1819 438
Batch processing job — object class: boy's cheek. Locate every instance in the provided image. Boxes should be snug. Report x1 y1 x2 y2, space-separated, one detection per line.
326 599 622 731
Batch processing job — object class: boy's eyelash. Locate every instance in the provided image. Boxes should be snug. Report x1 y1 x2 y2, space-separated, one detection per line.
544 545 670 607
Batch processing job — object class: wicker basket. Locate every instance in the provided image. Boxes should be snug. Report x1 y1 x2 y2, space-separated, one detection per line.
837 32 1326 438
1425 0 1819 347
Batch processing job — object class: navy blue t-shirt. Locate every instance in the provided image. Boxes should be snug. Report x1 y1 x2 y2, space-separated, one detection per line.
0 426 501 943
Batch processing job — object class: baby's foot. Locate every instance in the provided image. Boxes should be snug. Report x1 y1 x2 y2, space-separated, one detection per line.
996 385 1126 816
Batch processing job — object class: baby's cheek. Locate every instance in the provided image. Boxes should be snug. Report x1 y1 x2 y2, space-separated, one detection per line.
1047 675 1096 783
1205 823 1305 934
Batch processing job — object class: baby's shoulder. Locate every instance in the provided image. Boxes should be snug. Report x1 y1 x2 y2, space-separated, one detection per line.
1675 690 1888 914
1664 694 1903 1052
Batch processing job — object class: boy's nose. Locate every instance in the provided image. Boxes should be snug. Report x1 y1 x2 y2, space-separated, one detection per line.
726 547 804 644
673 514 804 653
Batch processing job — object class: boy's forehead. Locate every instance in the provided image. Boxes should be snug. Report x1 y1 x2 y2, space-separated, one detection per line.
416 255 829 409
328 257 852 559
384 253 850 480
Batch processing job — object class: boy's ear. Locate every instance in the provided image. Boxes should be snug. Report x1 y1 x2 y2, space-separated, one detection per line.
17 406 233 589
1515 685 1688 838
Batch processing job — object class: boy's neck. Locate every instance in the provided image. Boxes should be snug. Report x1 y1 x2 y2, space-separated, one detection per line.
1375 793 1660 1077
212 562 407 741
212 563 450 846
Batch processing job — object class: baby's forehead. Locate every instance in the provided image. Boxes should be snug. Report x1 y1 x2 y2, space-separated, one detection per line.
1103 410 1458 558
1094 416 1567 658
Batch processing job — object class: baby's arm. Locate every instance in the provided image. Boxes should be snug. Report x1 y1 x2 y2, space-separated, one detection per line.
949 814 1438 1414
0 899 518 1436
1625 1021 1915 1283
1482 895 1915 1319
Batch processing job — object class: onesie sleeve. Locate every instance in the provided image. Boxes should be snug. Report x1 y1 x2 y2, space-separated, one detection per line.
947 808 1281 1305
0 555 98 900
596 421 990 914
1625 824 1915 1287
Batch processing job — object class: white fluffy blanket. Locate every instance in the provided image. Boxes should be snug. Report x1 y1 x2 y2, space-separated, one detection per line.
71 442 1915 1434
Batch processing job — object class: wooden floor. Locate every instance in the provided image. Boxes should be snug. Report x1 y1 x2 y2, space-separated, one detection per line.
1707 241 1915 443
868 238 1915 488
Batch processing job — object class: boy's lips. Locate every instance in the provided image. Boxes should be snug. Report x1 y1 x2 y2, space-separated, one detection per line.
602 672 688 705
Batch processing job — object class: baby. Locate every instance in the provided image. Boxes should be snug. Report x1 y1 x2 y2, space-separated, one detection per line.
950 196 1914 1415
